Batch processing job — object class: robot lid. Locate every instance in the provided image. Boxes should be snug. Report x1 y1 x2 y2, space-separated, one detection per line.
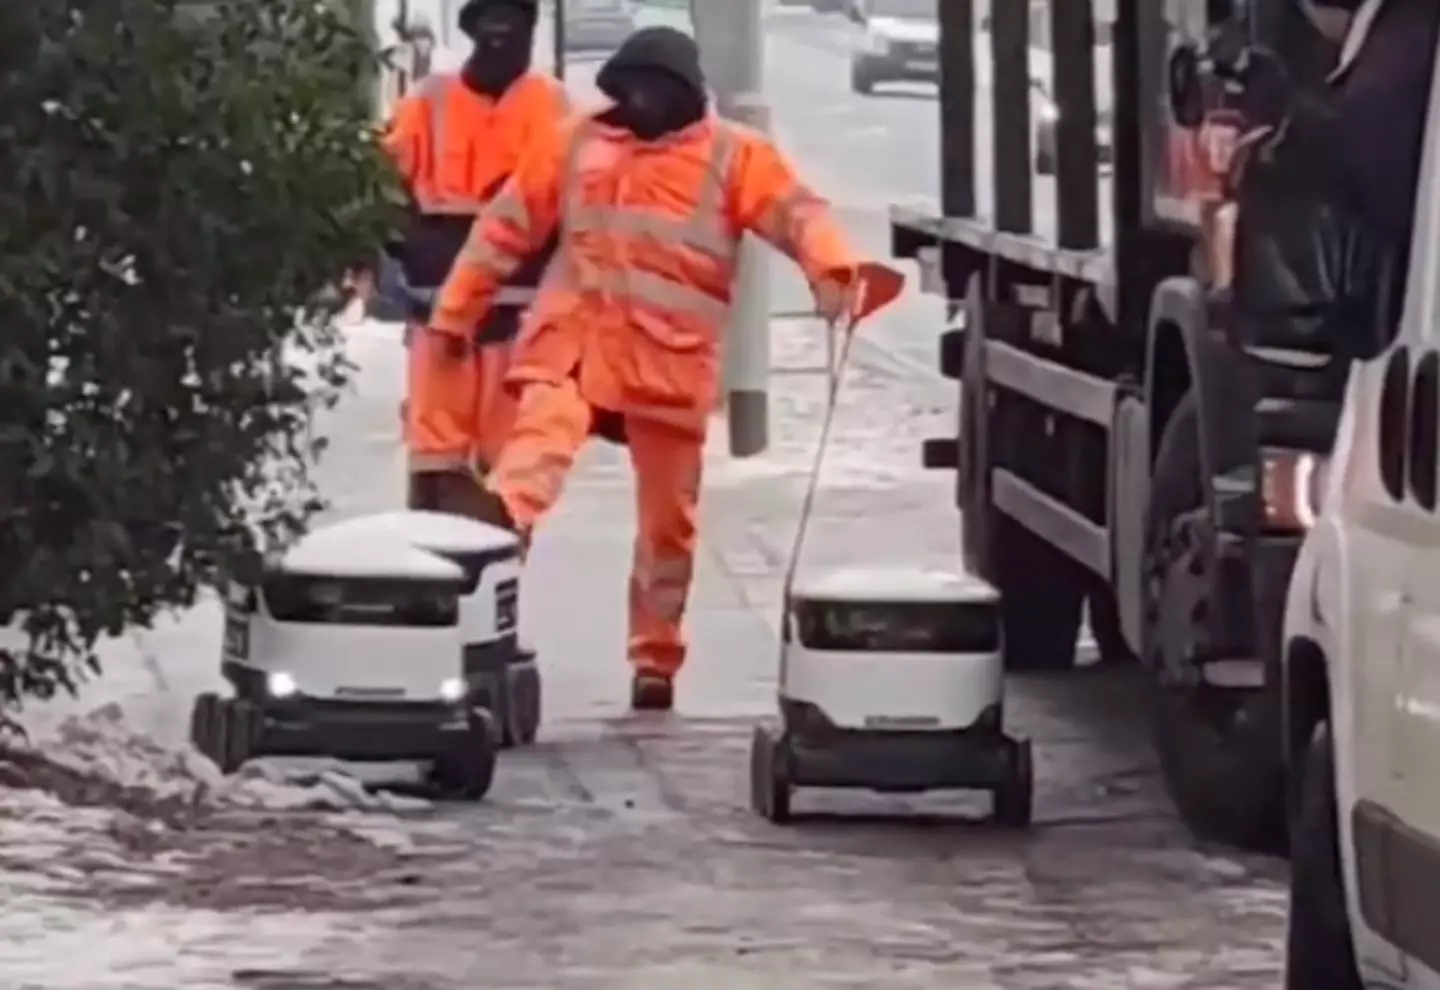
273 527 466 583
789 565 999 605
320 510 517 555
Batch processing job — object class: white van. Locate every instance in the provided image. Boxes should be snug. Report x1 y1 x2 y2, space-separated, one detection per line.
1279 14 1440 989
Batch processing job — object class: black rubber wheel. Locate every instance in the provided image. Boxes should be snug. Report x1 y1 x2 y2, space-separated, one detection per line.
1285 723 1361 990
1144 391 1286 851
995 512 1086 671
992 739 1034 827
433 708 498 801
748 724 793 823
189 692 221 762
214 697 257 774
502 657 541 747
850 64 875 95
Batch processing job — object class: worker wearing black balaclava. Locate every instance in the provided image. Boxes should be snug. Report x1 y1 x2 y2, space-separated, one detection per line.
594 27 708 141
458 0 537 96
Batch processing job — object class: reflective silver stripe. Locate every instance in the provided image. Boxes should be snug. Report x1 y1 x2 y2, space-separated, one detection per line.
569 266 730 322
633 553 691 622
413 195 487 215
487 189 531 232
554 121 739 316
566 206 732 256
457 229 523 274
495 286 536 305
410 284 532 306
408 450 470 472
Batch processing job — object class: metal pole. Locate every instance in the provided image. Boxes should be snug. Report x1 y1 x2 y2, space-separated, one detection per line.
552 0 566 80
691 0 770 457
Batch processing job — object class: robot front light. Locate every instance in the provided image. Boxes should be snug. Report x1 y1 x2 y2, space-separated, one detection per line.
439 677 466 703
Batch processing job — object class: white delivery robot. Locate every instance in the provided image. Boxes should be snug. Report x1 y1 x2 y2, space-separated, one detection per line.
191 525 498 800
322 511 538 747
749 565 1033 825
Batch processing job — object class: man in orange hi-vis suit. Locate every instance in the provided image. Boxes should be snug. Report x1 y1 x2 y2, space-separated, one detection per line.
422 26 905 710
383 0 566 516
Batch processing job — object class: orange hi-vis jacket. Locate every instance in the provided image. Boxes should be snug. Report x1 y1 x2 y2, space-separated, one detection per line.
430 111 865 435
385 70 567 475
384 69 567 316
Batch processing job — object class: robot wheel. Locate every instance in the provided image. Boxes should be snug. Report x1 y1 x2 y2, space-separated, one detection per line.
991 737 1034 828
190 692 264 775
431 707 499 801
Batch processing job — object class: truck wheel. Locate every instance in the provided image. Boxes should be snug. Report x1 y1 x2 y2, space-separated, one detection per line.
1285 723 1361 990
1144 391 1286 850
995 512 1085 671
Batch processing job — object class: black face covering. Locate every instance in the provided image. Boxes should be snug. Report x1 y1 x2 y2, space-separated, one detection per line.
461 3 534 96
601 66 705 141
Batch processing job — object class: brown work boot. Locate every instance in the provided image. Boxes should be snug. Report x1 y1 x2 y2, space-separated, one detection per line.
410 470 515 531
629 671 674 712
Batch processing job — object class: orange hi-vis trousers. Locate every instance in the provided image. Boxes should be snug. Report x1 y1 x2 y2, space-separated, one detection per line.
486 379 701 677
405 323 519 483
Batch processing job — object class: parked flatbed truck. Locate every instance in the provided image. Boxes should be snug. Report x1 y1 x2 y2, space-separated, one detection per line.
890 0 1353 851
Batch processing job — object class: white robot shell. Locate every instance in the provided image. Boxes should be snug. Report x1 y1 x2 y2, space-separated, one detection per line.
752 563 1031 828
318 510 518 557
237 528 470 703
318 510 522 644
306 510 539 751
781 565 1005 733
274 525 469 582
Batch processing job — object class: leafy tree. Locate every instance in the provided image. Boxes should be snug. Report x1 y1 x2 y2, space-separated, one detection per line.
0 0 403 726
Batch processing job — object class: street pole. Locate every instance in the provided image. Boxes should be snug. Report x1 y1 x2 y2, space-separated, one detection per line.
691 0 770 457
552 0 566 80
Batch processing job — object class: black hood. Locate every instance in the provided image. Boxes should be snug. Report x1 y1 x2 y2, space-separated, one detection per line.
458 0 537 38
596 27 707 101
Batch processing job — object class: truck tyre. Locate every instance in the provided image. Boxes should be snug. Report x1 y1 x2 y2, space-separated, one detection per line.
1284 723 1361 990
1144 391 1286 851
995 512 1085 671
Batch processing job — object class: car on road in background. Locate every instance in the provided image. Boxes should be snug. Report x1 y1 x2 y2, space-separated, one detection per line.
563 0 633 53
847 0 938 94
1029 17 1113 174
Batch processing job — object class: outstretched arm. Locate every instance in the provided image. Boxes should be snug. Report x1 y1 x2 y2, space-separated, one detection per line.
430 131 567 337
727 129 859 307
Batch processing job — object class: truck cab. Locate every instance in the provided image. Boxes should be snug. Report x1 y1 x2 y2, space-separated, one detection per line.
1280 16 1440 986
